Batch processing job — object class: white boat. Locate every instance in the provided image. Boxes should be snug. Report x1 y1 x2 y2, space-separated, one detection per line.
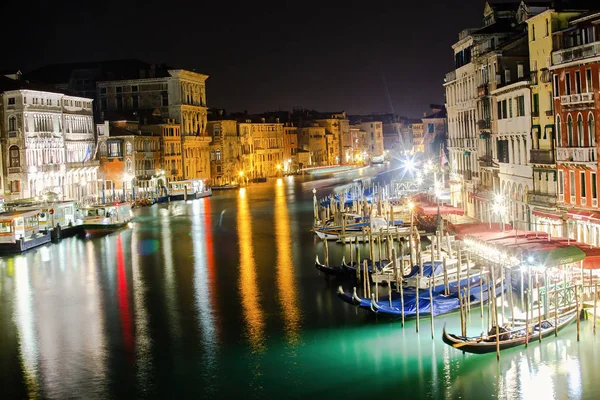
76 202 133 237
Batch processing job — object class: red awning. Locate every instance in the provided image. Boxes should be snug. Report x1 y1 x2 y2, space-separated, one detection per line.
532 210 563 220
450 222 510 239
567 210 600 223
579 246 600 269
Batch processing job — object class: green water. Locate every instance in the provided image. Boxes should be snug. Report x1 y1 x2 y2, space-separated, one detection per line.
0 174 598 399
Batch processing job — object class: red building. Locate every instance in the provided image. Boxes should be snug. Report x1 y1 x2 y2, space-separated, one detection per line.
552 11 600 245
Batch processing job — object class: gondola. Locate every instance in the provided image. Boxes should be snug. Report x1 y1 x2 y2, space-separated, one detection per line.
441 309 578 354
314 255 353 279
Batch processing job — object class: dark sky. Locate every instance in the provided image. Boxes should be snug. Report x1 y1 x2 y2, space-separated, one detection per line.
2 0 490 117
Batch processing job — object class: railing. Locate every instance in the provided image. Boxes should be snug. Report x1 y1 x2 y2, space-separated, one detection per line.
530 71 538 85
559 93 595 106
445 70 456 83
530 149 555 164
7 167 21 174
552 41 600 65
545 110 554 116
556 147 597 163
477 119 491 129
528 192 557 207
448 138 477 149
170 169 178 175
67 160 100 168
477 84 488 97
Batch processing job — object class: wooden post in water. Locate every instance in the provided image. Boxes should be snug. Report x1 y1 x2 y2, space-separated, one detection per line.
363 259 368 298
466 254 471 313
350 236 354 266
537 283 542 343
594 282 598 335
356 245 361 281
490 263 496 326
575 284 580 342
494 290 500 361
525 291 530 348
446 232 452 259
430 275 435 339
388 273 392 307
409 230 414 271
554 282 558 337
458 289 467 337
416 275 420 333
479 270 484 319
324 238 329 267
443 257 449 296
377 235 382 265
375 271 379 302
487 271 493 330
508 270 514 327
369 229 374 263
500 266 505 322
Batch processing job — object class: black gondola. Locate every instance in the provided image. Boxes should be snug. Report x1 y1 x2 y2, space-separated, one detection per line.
441 309 577 354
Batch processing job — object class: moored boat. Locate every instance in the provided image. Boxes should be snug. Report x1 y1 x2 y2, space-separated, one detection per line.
77 202 133 237
0 210 51 253
167 179 212 201
441 309 578 354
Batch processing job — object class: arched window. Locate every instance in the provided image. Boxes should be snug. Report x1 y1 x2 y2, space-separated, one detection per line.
567 114 573 146
577 114 584 146
99 142 107 157
589 113 596 147
8 116 16 131
9 145 20 167
126 142 132 155
556 115 562 145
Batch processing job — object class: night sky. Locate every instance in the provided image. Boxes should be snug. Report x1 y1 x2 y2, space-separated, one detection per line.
3 0 490 117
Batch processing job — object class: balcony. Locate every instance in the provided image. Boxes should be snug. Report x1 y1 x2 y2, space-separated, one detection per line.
477 84 489 98
545 110 554 116
556 147 597 163
552 41 600 65
559 93 595 106
477 118 491 130
530 71 538 85
7 167 21 174
530 149 555 164
528 192 557 207
448 138 477 149
67 160 100 169
135 170 157 180
445 71 456 83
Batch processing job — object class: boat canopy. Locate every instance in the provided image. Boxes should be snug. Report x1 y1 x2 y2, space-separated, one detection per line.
0 210 40 222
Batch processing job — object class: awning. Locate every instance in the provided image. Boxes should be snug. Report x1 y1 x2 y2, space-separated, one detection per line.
449 222 509 238
532 209 564 220
579 246 600 270
415 204 464 216
567 210 600 223
522 245 586 268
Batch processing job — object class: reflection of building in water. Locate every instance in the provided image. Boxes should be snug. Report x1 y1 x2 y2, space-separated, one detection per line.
191 199 219 382
237 188 265 351
161 208 182 342
130 227 152 389
116 236 133 355
274 179 301 344
12 242 107 398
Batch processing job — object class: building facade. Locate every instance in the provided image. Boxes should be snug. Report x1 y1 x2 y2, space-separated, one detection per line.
97 121 161 200
237 121 284 178
552 11 600 245
97 68 211 181
360 121 384 158
298 125 327 166
1 81 98 201
207 120 241 185
527 8 582 237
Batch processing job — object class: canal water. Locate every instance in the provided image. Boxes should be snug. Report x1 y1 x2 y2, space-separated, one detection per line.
1 171 598 399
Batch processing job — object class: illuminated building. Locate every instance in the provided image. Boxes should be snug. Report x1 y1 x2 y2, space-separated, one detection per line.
0 75 98 200
551 11 600 245
207 119 241 185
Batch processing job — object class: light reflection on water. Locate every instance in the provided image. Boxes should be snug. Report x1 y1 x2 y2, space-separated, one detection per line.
237 187 266 353
1 174 599 399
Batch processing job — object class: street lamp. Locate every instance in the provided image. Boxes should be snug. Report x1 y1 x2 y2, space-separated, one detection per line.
492 194 506 232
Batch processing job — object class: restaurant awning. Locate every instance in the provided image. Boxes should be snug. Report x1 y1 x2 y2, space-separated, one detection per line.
532 209 563 220
567 210 600 223
415 204 464 216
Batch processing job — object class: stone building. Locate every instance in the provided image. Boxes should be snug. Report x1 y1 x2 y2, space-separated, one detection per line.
237 120 284 178
283 124 299 173
421 106 448 156
297 125 327 166
0 75 98 201
411 122 424 153
360 121 384 158
96 120 161 200
551 10 600 245
315 112 349 165
96 67 211 181
207 119 241 185
142 117 183 183
527 9 576 236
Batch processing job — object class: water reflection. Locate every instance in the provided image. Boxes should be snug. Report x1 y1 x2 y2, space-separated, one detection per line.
160 208 181 343
116 236 133 356
13 256 40 396
131 228 153 390
191 199 219 391
274 179 302 345
237 188 265 352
